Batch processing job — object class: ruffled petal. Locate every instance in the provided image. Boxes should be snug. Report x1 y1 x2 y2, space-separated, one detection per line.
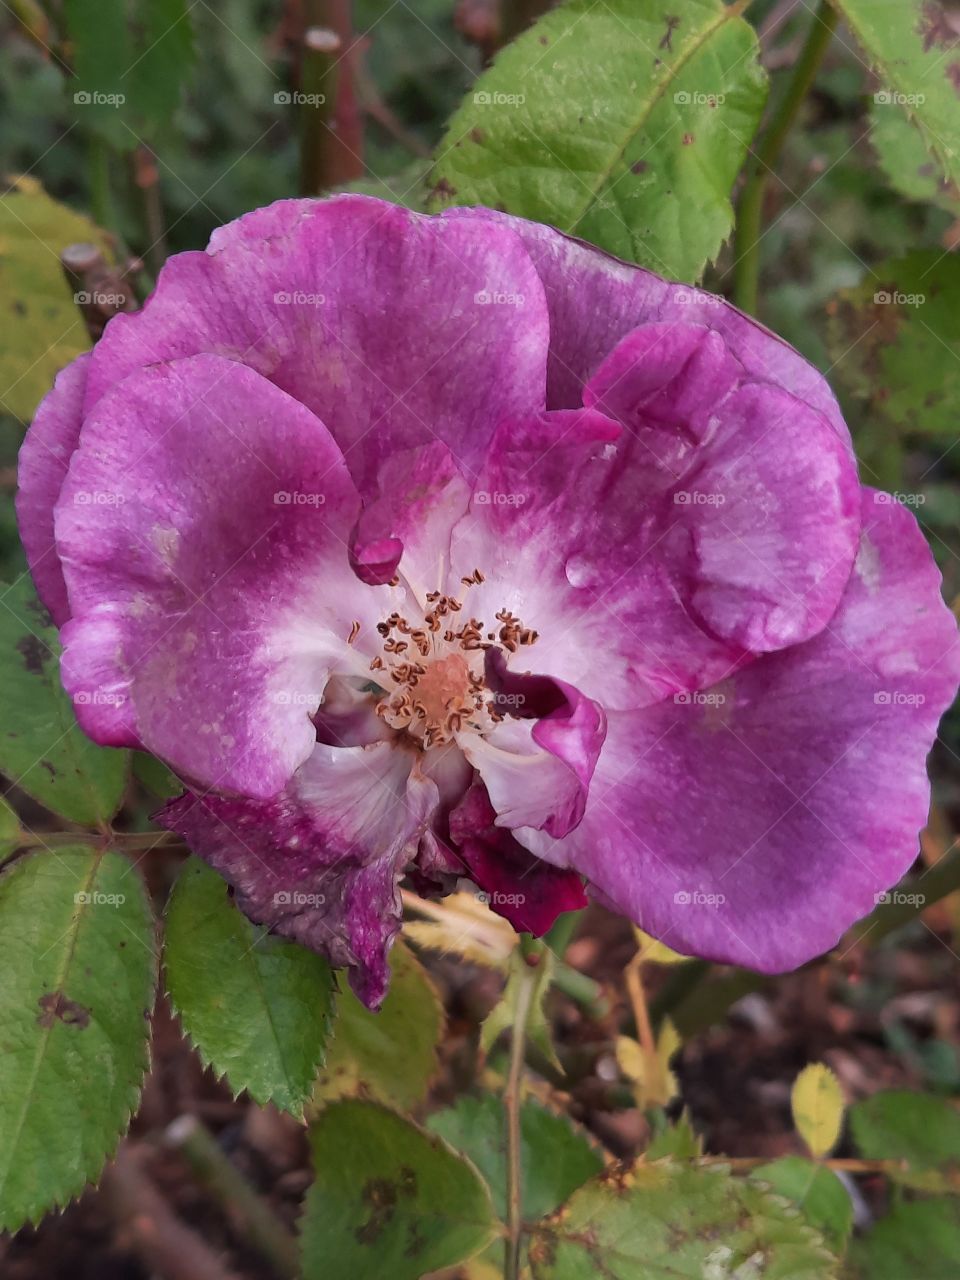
448 783 587 934
55 353 387 797
15 354 90 625
441 206 850 448
519 490 960 971
349 442 471 591
159 740 437 1007
84 195 550 496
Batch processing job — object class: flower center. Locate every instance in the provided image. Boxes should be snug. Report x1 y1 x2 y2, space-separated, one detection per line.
370 569 538 749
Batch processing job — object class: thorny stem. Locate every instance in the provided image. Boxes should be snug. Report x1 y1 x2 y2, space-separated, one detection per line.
733 0 839 315
505 934 544 1280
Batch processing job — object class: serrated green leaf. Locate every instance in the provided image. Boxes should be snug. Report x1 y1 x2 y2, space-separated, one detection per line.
791 1063 845 1158
0 179 110 422
429 0 767 281
481 946 559 1072
832 0 960 189
828 251 960 443
848 1197 960 1280
869 102 960 211
752 1157 853 1254
645 1111 703 1160
302 1100 498 1280
311 940 442 1111
164 858 335 1118
528 1161 839 1278
0 576 128 825
849 1090 960 1193
0 848 156 1231
427 1094 603 1222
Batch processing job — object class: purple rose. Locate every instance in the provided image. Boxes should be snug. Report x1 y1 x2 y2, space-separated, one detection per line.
17 196 960 1007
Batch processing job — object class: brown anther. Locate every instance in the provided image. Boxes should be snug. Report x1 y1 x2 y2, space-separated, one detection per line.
370 656 384 670
348 620 361 644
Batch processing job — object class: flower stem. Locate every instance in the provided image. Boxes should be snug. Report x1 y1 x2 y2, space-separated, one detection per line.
733 0 838 315
505 934 543 1280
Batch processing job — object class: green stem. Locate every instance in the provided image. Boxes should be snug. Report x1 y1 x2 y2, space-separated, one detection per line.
87 134 118 234
505 934 543 1280
18 829 183 853
165 1115 299 1279
733 0 838 315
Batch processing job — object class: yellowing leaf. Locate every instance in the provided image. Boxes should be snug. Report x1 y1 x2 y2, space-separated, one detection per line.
402 889 517 971
791 1063 845 1158
634 927 693 966
616 1018 682 1109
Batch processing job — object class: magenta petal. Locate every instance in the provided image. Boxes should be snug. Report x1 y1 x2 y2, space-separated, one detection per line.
449 783 587 935
442 207 850 448
55 353 376 797
524 489 960 972
159 741 438 1008
349 442 471 589
84 196 550 496
15 354 90 625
